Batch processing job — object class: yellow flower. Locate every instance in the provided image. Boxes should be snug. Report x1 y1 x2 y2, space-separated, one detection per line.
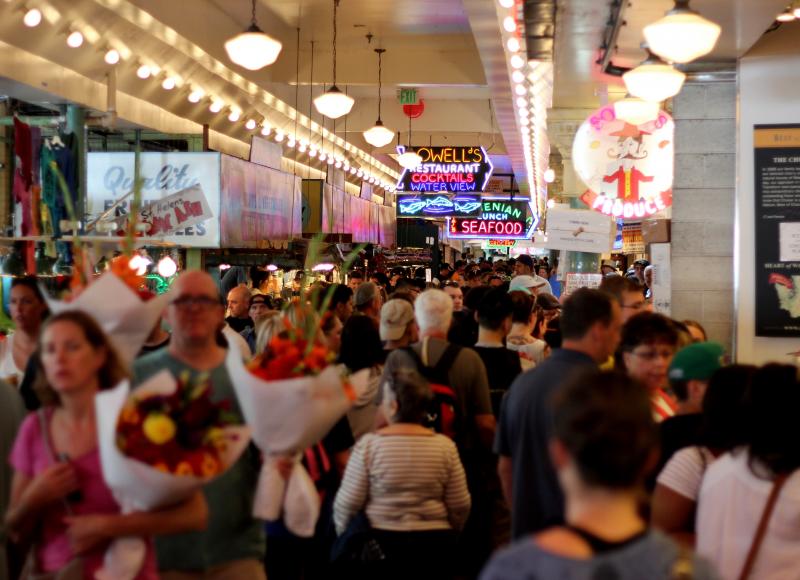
142 413 176 445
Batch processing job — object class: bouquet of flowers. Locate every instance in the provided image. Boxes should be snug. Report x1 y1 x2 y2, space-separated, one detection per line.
226 329 368 537
95 371 251 580
44 253 169 365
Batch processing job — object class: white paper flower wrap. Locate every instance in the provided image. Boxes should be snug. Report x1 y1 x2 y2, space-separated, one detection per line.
225 339 369 537
94 371 251 580
44 272 170 365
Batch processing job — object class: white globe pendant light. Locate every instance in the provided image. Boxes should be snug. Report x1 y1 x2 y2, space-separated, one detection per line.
614 95 660 126
363 49 394 147
643 0 721 64
314 0 354 119
224 0 282 70
397 149 422 170
623 48 686 102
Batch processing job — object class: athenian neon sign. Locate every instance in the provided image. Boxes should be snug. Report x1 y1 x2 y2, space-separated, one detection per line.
572 106 675 220
395 146 494 193
447 199 537 240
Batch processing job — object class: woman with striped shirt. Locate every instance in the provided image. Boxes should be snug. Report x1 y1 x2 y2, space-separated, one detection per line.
333 368 471 577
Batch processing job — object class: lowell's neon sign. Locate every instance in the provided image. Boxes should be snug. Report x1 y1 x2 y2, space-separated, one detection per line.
395 146 494 193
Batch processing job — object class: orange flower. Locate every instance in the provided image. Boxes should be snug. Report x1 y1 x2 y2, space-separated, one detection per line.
119 404 141 425
174 461 196 476
201 453 222 477
153 462 170 473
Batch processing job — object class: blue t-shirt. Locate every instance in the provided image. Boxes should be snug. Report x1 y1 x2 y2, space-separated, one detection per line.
132 349 265 571
480 531 719 580
495 349 596 539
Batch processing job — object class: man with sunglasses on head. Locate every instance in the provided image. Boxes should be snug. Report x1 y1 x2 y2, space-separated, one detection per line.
132 271 265 579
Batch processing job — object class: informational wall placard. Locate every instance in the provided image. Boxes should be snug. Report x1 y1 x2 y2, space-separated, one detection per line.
395 146 493 194
573 105 674 220
396 194 482 218
650 242 672 315
563 272 604 295
219 155 302 247
87 152 221 247
139 185 212 237
754 125 800 336
537 208 614 253
446 199 533 240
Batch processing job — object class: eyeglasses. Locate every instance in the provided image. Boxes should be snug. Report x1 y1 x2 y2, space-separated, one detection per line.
171 295 220 309
629 348 675 361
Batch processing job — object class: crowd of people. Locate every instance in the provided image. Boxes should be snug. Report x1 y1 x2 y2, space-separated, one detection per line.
0 252 797 580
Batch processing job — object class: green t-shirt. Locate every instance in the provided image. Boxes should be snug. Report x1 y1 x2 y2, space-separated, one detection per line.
132 349 265 571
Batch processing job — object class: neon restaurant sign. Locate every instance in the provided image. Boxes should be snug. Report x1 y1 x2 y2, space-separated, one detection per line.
396 194 482 218
395 146 494 193
572 105 675 220
447 199 537 240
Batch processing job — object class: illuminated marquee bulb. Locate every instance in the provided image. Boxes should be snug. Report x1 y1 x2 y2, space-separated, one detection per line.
67 31 84 48
512 70 525 83
23 8 42 27
260 123 272 136
498 0 514 7
507 37 520 53
503 16 516 32
510 54 525 69
188 88 205 103
245 119 257 130
209 100 224 113
161 77 176 90
136 65 151 79
104 49 120 65
227 110 241 122
274 131 285 142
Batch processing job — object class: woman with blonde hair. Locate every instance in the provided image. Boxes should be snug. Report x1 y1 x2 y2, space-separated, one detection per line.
4 311 207 578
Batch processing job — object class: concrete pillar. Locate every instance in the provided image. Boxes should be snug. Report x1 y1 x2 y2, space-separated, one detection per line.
670 82 736 351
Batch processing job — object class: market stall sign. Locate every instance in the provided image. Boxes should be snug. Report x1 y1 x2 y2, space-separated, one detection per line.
573 106 675 220
486 239 516 248
139 185 213 236
395 146 493 194
396 194 482 218
446 199 533 240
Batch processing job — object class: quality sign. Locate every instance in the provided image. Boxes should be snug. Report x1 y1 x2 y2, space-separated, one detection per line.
395 146 493 194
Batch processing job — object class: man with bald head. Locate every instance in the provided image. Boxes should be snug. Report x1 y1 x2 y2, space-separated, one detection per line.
226 284 254 334
133 271 265 579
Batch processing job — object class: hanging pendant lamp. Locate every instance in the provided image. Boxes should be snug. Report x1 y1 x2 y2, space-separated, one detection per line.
396 115 422 170
623 47 686 102
643 0 721 64
314 0 354 119
225 0 282 70
614 94 660 126
363 49 394 148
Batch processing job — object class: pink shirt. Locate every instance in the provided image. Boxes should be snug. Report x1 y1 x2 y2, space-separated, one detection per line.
9 409 158 579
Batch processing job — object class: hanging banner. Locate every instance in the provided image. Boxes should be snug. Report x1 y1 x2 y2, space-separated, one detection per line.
219 155 302 247
87 152 221 247
395 194 482 218
573 106 674 220
753 124 800 336
395 146 493 194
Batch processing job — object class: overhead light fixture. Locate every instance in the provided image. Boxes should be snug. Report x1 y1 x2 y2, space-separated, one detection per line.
397 148 422 170
512 70 525 83
104 49 120 65
510 54 525 69
543 168 555 183
228 109 241 122
260 124 272 136
274 131 285 142
224 0 282 70
794 6 800 17
23 8 42 27
498 0 514 8
503 16 517 32
363 49 395 147
643 0 721 64
66 31 84 48
188 88 205 103
245 119 257 130
623 48 686 102
614 95 660 126
209 100 224 113
319 152 328 162
136 64 151 79
161 77 176 90
314 0 354 119
507 37 520 52
777 7 795 21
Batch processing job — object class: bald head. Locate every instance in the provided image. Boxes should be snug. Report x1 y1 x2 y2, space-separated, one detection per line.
227 285 252 319
166 270 225 351
174 270 220 299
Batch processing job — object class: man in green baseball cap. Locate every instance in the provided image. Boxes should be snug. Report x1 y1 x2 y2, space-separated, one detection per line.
657 342 726 476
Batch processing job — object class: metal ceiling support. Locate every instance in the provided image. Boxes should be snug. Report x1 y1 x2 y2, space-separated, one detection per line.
595 0 628 76
524 0 557 61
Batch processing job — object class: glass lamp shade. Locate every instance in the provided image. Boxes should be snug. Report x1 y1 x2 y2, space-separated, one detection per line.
623 63 686 102
363 120 395 147
397 151 423 170
614 97 660 126
313 86 354 119
643 10 721 64
225 25 282 70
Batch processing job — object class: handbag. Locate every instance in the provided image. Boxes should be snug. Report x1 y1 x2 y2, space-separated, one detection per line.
737 473 789 580
330 511 385 563
19 410 85 580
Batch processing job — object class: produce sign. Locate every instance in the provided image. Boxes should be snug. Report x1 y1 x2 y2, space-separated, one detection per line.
395 146 493 194
396 194 482 218
447 199 533 240
572 105 674 220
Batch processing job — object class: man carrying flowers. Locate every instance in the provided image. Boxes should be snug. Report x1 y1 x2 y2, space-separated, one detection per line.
133 271 265 580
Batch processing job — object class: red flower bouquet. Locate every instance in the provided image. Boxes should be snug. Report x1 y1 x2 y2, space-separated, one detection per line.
116 373 240 477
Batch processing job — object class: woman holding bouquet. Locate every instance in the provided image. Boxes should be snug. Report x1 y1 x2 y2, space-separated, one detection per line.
4 311 207 578
333 369 471 578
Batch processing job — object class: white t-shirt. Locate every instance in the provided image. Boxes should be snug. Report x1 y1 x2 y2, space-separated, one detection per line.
657 446 715 501
697 450 800 580
0 334 24 387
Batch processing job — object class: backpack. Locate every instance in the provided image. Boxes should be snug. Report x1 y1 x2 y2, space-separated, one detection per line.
401 338 463 442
